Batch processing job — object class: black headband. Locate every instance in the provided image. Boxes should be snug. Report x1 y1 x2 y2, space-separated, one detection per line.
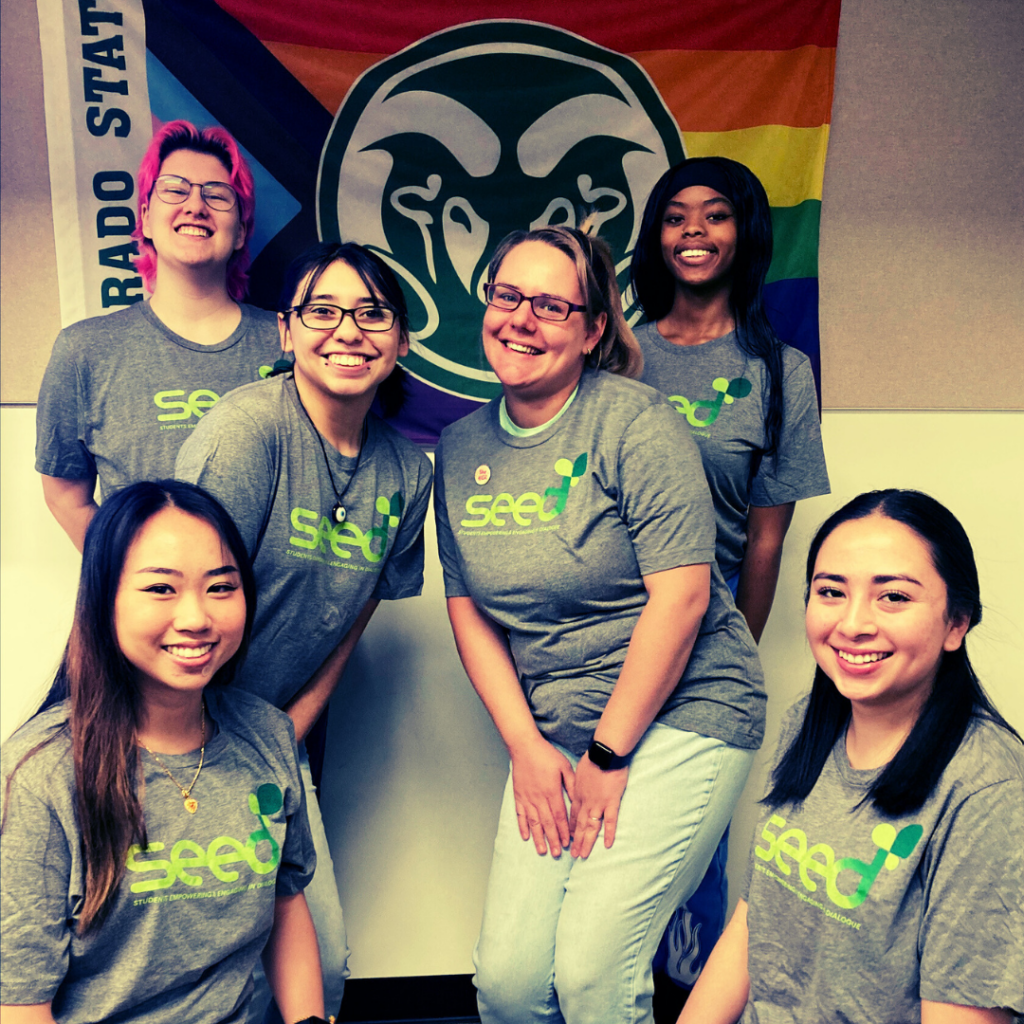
663 161 736 207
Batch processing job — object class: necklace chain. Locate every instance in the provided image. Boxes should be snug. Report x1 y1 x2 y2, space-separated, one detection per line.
140 700 206 814
294 382 366 524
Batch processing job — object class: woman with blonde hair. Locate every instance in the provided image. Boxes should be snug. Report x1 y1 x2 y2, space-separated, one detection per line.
434 225 765 1023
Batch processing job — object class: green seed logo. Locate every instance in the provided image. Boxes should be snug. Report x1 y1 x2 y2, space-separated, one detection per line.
153 388 221 421
290 491 405 562
668 376 752 428
757 814 923 910
125 783 284 893
461 453 587 529
318 22 684 401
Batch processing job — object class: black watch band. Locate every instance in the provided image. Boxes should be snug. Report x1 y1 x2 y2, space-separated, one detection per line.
587 740 631 771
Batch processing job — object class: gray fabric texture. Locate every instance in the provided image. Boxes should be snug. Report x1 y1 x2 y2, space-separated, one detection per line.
0 688 315 1023
635 324 829 578
35 301 281 498
175 374 432 708
740 699 1024 1022
434 368 766 756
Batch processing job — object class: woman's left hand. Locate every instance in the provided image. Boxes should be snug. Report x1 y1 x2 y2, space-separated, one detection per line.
569 753 629 858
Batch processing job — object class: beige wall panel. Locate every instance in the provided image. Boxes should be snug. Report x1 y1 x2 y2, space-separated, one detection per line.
1 0 60 405
820 0 1024 409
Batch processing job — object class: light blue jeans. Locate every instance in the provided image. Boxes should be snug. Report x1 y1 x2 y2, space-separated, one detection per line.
474 724 754 1024
251 747 350 1022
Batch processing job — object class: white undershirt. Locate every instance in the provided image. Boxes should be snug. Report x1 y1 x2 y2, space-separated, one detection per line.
498 385 580 437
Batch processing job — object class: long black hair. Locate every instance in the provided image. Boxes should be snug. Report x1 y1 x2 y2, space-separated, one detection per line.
11 481 257 933
275 241 409 416
630 156 785 459
766 489 1021 816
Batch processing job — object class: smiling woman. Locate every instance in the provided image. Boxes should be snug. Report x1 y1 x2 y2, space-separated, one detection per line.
174 241 433 1018
678 490 1024 1024
113 505 247 705
434 225 766 1024
806 515 970 733
0 481 325 1024
630 158 830 992
278 255 409 447
35 120 282 554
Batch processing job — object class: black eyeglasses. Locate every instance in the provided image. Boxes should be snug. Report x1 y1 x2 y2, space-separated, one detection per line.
152 174 238 211
286 303 397 332
484 284 587 323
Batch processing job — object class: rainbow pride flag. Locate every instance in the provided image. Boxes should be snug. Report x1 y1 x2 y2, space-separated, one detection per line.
141 0 840 440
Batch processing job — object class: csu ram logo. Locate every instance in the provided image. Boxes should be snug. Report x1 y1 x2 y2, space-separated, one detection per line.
318 20 684 401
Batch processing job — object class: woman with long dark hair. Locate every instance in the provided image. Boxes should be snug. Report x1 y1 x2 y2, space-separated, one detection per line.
434 226 765 1023
630 156 829 639
631 156 831 990
1 481 326 1023
36 120 281 552
679 490 1023 1023
175 241 433 1018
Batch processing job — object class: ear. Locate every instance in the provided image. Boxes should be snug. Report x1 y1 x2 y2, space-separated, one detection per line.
942 612 971 653
278 312 292 353
585 311 607 351
233 217 247 252
397 329 410 358
140 202 151 240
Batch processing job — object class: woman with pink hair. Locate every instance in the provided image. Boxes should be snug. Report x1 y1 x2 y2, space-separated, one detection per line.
36 120 281 552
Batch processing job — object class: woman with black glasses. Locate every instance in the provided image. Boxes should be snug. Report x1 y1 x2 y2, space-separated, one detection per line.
433 226 764 1024
36 120 281 551
175 241 432 1021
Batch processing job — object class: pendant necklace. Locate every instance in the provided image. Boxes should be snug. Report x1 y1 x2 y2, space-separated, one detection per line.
140 700 206 814
298 396 366 524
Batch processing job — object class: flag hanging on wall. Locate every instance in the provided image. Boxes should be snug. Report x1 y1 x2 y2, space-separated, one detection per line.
38 0 840 443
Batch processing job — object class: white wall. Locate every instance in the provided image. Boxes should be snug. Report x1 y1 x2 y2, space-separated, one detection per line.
3 405 1022 977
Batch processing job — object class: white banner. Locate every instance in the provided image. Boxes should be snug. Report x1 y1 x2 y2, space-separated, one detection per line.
37 0 151 327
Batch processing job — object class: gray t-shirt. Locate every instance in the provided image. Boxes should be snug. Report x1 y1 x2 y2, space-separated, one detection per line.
434 368 766 756
175 374 433 708
0 688 315 1024
36 301 281 498
635 324 830 579
741 700 1024 1022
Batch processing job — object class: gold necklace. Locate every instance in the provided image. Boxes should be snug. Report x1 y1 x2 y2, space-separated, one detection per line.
140 701 206 814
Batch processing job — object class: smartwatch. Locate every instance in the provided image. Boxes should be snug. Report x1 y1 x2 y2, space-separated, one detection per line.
587 740 632 771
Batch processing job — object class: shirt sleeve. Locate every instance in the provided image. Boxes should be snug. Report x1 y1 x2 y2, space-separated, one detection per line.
271 717 317 898
749 352 830 508
35 330 96 482
917 775 1024 1012
0 754 74 1005
372 444 433 602
432 439 471 598
615 402 717 575
174 401 278 558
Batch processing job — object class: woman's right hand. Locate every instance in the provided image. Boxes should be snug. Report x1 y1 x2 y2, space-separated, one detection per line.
445 597 575 855
510 737 576 857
